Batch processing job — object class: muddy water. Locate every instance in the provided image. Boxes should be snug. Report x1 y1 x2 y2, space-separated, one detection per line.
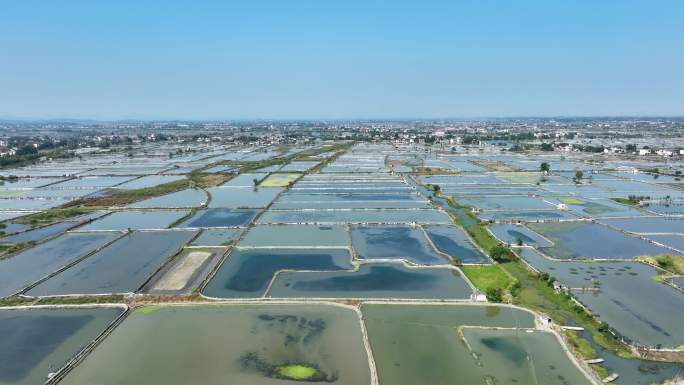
59 304 371 385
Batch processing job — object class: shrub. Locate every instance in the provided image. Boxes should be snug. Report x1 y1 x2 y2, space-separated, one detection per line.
486 287 503 302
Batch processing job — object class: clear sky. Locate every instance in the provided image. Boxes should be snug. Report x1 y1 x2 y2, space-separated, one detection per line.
1 0 683 119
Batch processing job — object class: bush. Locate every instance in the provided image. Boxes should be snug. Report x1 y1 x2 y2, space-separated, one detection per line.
656 255 675 271
489 243 516 263
486 287 503 302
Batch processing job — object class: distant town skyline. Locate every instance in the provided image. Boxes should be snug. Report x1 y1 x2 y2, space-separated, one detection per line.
1 1 683 119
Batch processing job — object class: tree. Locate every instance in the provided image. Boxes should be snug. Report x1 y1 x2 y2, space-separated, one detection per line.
574 170 583 183
489 243 516 263
541 143 554 151
486 288 503 302
540 162 550 173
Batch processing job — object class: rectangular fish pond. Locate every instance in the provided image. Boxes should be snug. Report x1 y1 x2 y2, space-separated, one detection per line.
488 223 552 247
423 225 490 264
190 228 242 246
57 304 372 385
202 248 353 298
361 304 592 385
477 209 577 222
239 225 349 248
26 230 197 296
128 188 207 209
178 208 259 228
77 210 190 231
600 217 684 234
519 248 684 347
0 232 121 297
266 263 473 299
207 187 283 208
145 247 225 295
526 221 676 260
258 209 452 225
351 225 449 265
0 306 125 385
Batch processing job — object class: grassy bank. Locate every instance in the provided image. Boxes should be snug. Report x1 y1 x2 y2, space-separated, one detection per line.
15 207 93 226
434 194 635 376
65 179 189 207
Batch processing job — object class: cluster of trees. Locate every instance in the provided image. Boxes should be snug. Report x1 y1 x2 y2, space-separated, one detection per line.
489 243 517 263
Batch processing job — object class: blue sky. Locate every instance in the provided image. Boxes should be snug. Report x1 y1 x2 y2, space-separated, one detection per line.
1 0 683 119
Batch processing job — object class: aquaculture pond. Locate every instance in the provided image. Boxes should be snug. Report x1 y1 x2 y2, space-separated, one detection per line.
53 176 133 188
58 305 371 385
462 328 594 385
179 208 258 228
0 232 120 297
221 173 269 187
360 304 587 385
114 175 185 190
519 248 684 347
0 220 83 244
240 225 349 248
0 306 124 385
670 276 684 289
207 187 283 208
267 264 472 299
549 197 646 218
271 200 430 210
279 192 423 202
26 230 197 296
526 222 675 259
643 234 684 252
202 248 353 298
576 327 684 385
78 210 189 231
488 224 552 247
258 209 451 224
457 195 553 211
477 209 577 222
147 248 224 295
279 161 319 171
128 188 207 208
190 228 242 246
351 226 449 264
600 217 684 234
423 225 490 263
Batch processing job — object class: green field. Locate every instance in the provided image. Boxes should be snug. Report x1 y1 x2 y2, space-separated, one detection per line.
461 265 513 292
558 197 585 205
260 173 300 187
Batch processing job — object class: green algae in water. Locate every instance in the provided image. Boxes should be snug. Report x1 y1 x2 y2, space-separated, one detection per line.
277 364 319 380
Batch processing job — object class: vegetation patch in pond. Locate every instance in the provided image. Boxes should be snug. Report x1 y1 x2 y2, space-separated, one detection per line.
239 354 336 382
